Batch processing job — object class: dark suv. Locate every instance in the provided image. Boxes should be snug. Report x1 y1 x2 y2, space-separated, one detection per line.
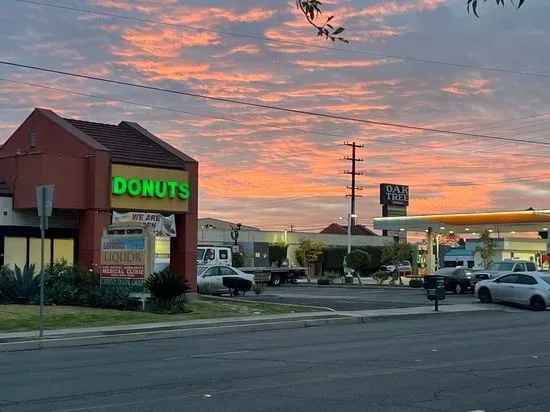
430 267 474 294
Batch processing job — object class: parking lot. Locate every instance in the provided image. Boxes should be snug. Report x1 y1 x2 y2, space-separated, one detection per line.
239 285 477 311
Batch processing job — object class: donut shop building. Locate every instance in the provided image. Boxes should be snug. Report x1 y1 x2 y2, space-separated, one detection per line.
0 108 198 289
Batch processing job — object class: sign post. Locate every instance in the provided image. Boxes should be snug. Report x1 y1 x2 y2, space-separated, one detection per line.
36 184 54 338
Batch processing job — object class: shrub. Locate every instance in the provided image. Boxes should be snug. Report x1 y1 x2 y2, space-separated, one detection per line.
409 277 423 288
145 270 190 313
372 270 391 285
45 260 100 306
232 252 244 268
0 266 16 304
9 264 40 304
346 250 371 276
252 282 266 295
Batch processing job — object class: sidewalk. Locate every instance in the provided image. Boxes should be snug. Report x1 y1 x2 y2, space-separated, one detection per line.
0 303 516 353
294 276 411 288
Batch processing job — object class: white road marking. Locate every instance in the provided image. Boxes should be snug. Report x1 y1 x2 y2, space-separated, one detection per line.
431 349 438 352
163 350 251 361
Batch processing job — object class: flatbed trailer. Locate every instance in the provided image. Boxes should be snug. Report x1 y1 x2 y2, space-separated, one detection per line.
239 267 307 286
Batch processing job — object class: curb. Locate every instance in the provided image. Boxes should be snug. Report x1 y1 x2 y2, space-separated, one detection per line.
0 308 509 353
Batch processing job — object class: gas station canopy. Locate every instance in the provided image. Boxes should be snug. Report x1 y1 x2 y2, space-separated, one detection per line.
373 209 550 235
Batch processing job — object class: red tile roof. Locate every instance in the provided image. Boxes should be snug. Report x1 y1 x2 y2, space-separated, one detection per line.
320 223 378 236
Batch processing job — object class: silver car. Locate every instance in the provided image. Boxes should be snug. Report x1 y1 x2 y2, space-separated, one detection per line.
475 272 550 311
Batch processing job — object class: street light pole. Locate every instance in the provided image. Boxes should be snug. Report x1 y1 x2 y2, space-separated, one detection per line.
347 213 361 286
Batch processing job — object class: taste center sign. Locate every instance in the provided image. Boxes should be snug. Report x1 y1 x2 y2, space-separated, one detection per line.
100 222 155 289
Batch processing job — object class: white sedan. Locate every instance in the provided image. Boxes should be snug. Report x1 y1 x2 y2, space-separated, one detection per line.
197 264 255 296
475 272 550 311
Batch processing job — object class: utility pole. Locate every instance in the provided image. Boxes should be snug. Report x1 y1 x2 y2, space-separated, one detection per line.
342 142 364 286
343 141 364 227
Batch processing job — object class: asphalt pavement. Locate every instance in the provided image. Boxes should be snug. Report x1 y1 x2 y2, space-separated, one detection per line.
240 285 476 311
1 310 549 411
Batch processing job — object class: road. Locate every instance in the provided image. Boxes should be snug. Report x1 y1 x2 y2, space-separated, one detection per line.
1 311 549 411
241 285 476 311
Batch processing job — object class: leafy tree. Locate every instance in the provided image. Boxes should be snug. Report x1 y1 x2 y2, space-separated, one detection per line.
468 0 525 17
295 238 325 277
346 250 371 276
475 230 495 268
381 242 413 285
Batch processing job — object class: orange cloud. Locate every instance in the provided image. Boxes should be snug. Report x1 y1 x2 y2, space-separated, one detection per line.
293 58 393 70
442 78 493 96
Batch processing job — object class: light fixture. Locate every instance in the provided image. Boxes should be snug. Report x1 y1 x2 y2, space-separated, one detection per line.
488 229 494 233
472 232 478 236
440 226 445 230
465 228 470 231
425 229 429 233
449 231 454 234
544 228 548 231
511 231 516 234
399 228 405 232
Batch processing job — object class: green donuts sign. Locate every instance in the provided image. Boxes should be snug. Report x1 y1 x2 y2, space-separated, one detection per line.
112 176 190 200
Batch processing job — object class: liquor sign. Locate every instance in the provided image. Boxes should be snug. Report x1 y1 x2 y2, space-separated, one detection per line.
100 222 155 291
380 183 409 206
112 211 176 237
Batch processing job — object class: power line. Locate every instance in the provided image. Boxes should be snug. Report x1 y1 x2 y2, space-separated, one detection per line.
3 76 550 179
12 0 550 80
3 61 550 148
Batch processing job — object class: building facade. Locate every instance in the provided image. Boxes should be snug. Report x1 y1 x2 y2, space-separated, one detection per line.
0 108 198 288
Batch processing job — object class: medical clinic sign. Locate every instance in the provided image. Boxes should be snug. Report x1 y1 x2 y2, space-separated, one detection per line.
380 183 410 207
100 222 155 288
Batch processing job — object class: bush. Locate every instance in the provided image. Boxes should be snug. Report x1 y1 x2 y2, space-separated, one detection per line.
372 270 391 285
269 244 288 266
409 277 423 288
346 250 371 276
252 282 266 295
232 252 244 268
145 270 190 313
5 264 40 304
45 259 101 306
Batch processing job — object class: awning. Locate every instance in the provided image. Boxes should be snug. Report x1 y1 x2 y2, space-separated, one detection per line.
373 209 550 235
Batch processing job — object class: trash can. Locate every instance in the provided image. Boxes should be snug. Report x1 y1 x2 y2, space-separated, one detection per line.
345 274 354 285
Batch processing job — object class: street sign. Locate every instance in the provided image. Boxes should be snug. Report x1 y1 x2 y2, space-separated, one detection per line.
35 184 54 338
36 185 54 217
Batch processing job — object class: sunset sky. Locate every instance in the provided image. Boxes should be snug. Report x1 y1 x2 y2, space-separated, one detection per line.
1 0 550 233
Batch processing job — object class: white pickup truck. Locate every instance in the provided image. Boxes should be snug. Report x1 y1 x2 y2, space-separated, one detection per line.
471 260 539 288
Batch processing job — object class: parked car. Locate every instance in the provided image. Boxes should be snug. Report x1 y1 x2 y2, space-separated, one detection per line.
471 260 539 289
429 267 474 294
383 261 413 277
475 272 550 311
197 264 255 296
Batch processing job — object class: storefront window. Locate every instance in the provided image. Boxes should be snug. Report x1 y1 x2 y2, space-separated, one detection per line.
4 237 27 269
53 239 74 265
29 238 52 269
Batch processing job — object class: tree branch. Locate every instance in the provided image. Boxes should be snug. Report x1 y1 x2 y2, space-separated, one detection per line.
295 0 348 43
